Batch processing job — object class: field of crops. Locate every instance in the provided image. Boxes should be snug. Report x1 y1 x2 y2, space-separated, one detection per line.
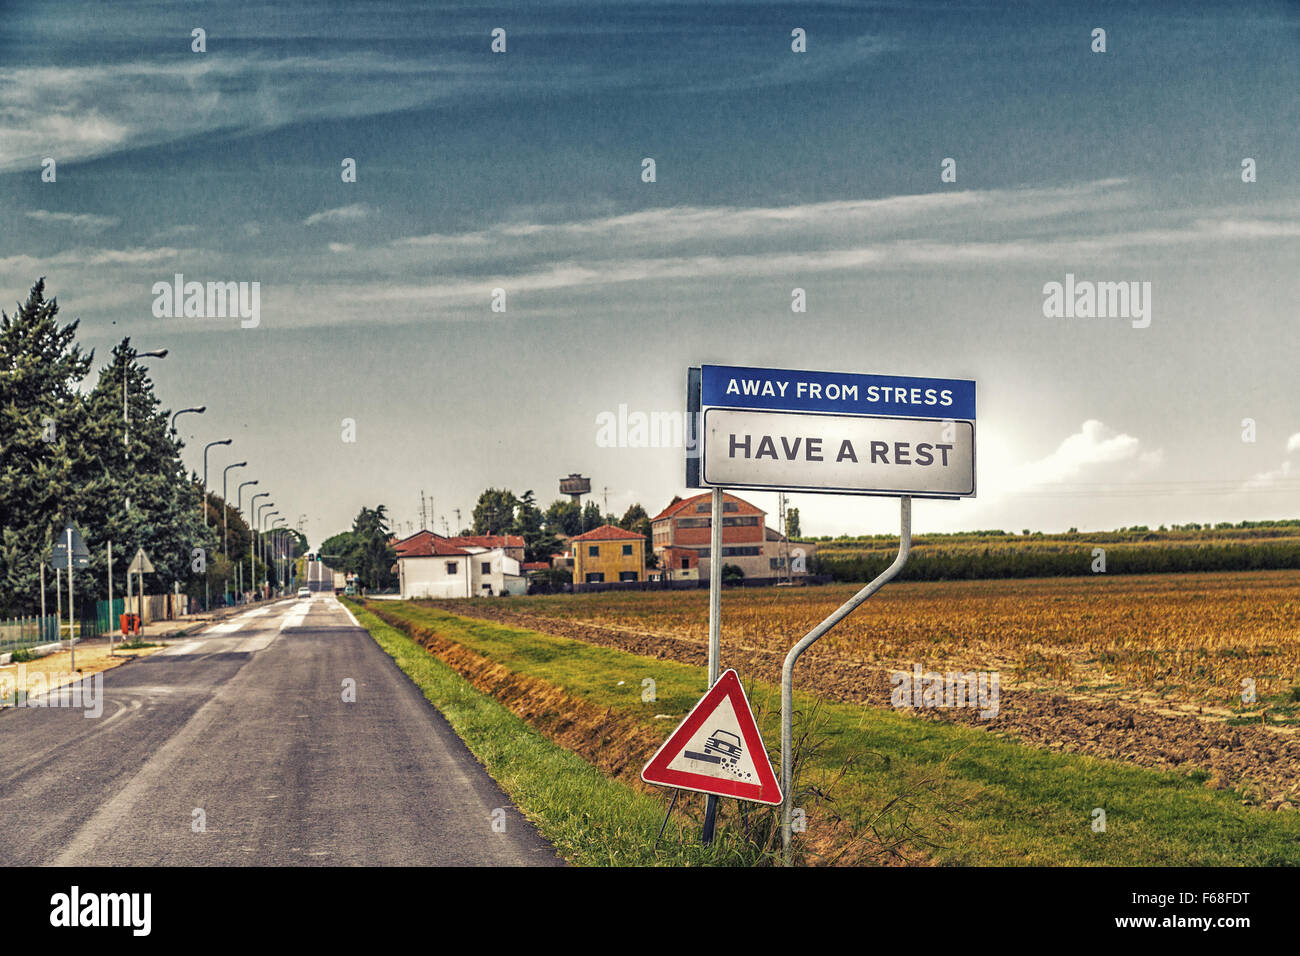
808 526 1300 580
432 571 1300 710
422 571 1300 807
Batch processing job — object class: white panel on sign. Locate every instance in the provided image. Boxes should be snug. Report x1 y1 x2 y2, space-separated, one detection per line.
702 409 974 497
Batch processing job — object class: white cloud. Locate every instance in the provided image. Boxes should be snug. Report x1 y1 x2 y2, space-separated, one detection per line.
1011 420 1161 490
25 210 119 234
304 204 371 227
328 243 355 254
1287 432 1300 454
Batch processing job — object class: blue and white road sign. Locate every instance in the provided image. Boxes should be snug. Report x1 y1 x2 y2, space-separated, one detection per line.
688 364 976 498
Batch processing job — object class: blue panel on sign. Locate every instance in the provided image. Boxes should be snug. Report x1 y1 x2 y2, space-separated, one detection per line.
701 365 975 421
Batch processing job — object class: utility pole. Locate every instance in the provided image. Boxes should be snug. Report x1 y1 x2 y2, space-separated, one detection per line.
107 540 114 656
778 492 791 584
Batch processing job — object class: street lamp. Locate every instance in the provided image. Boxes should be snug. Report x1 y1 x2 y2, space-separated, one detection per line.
202 439 232 526
221 461 247 555
273 518 287 589
263 509 280 592
124 348 168 454
250 493 270 599
235 480 258 601
170 405 205 435
257 503 276 590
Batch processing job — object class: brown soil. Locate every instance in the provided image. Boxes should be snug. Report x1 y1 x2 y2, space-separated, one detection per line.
425 602 1300 811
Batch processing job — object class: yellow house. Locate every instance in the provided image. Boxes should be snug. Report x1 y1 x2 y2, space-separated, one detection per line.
570 524 646 584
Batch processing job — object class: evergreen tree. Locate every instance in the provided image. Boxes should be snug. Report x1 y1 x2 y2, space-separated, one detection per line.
0 280 93 614
472 488 518 535
513 489 561 563
543 499 581 537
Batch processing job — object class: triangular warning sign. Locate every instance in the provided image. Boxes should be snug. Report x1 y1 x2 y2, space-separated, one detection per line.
641 669 783 806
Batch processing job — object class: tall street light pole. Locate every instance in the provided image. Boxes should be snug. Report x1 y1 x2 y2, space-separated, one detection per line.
202 439 232 526
266 511 282 593
250 493 269 600
124 348 168 457
222 462 247 556
236 480 258 602
273 519 287 589
170 405 205 435
258 504 276 593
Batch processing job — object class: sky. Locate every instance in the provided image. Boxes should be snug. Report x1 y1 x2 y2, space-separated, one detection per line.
3 0 1299 545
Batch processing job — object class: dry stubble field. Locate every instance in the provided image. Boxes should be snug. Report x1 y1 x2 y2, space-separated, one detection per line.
426 570 1300 808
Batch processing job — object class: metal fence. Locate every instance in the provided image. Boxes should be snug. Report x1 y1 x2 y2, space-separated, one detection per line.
0 615 61 653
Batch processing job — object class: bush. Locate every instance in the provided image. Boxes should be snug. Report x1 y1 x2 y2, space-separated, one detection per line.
721 563 745 584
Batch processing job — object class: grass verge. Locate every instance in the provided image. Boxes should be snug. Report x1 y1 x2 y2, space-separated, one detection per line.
346 599 766 866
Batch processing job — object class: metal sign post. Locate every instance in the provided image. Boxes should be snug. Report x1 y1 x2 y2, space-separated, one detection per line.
780 495 911 863
49 523 90 668
66 526 75 671
701 486 724 845
127 548 154 634
107 540 114 656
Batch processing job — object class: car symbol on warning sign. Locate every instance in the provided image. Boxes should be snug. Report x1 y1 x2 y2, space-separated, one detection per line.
685 729 742 766
641 669 782 805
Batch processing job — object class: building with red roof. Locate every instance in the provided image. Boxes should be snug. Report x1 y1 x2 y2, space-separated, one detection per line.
650 491 813 581
394 529 526 598
569 524 647 585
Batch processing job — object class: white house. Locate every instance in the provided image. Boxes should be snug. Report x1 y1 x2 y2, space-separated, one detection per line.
395 531 527 599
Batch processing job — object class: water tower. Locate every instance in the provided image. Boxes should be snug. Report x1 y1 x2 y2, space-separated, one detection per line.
559 473 591 506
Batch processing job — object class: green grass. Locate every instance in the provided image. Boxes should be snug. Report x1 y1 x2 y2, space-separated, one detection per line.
345 600 768 866
365 599 1300 866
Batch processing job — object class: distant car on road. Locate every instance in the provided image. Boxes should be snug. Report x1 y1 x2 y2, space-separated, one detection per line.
297 587 311 599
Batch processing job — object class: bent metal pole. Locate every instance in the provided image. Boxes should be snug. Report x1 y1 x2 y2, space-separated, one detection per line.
780 495 912 864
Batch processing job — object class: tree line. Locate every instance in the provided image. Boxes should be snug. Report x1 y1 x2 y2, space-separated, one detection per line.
0 279 292 616
812 540 1300 583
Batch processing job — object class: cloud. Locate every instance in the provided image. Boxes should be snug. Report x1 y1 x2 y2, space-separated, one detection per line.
1246 460 1294 489
1012 420 1161 490
328 243 355 254
304 204 371 227
1287 433 1300 454
25 210 119 234
0 55 478 172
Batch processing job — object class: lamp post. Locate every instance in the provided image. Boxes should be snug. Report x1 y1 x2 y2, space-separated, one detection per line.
202 439 232 526
235 480 258 603
221 461 247 556
258 505 277 594
250 494 270 601
124 348 168 456
273 518 287 590
170 405 205 435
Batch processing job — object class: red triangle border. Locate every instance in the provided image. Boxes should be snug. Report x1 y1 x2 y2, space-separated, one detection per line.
640 669 783 806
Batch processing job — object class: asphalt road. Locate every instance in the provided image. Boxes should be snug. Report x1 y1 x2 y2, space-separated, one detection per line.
0 589 561 866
